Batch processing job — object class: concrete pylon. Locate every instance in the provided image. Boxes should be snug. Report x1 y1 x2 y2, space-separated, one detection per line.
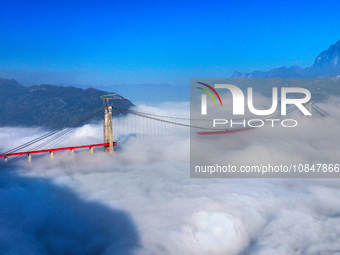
104 104 114 153
104 106 109 146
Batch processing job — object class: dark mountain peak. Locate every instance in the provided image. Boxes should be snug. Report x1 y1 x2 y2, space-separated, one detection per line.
0 78 24 88
0 79 133 128
313 40 340 68
233 40 340 78
266 66 303 78
233 65 304 78
85 87 101 92
0 78 19 83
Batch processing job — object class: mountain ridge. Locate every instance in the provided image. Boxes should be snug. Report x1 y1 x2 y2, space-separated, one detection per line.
0 79 133 128
233 40 340 78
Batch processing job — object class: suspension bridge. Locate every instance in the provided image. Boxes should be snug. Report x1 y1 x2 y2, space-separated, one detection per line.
0 94 329 164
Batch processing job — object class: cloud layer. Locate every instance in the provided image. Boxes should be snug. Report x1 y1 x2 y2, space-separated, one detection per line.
1 98 340 254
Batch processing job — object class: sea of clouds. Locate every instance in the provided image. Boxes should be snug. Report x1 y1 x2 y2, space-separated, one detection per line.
1 98 340 255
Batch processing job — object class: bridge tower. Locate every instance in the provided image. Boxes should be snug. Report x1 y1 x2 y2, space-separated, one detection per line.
101 94 126 152
103 103 114 152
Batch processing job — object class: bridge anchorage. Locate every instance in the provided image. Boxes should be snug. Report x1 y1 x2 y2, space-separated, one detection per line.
0 95 121 164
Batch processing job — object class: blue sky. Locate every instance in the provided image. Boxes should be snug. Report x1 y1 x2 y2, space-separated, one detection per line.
1 0 339 88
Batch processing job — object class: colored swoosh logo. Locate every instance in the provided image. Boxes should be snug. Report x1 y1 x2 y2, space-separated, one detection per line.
196 82 223 106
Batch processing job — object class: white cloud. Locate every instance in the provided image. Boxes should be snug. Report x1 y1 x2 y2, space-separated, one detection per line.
1 99 340 254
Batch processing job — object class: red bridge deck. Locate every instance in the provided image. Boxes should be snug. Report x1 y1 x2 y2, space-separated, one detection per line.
196 128 255 135
0 142 117 158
